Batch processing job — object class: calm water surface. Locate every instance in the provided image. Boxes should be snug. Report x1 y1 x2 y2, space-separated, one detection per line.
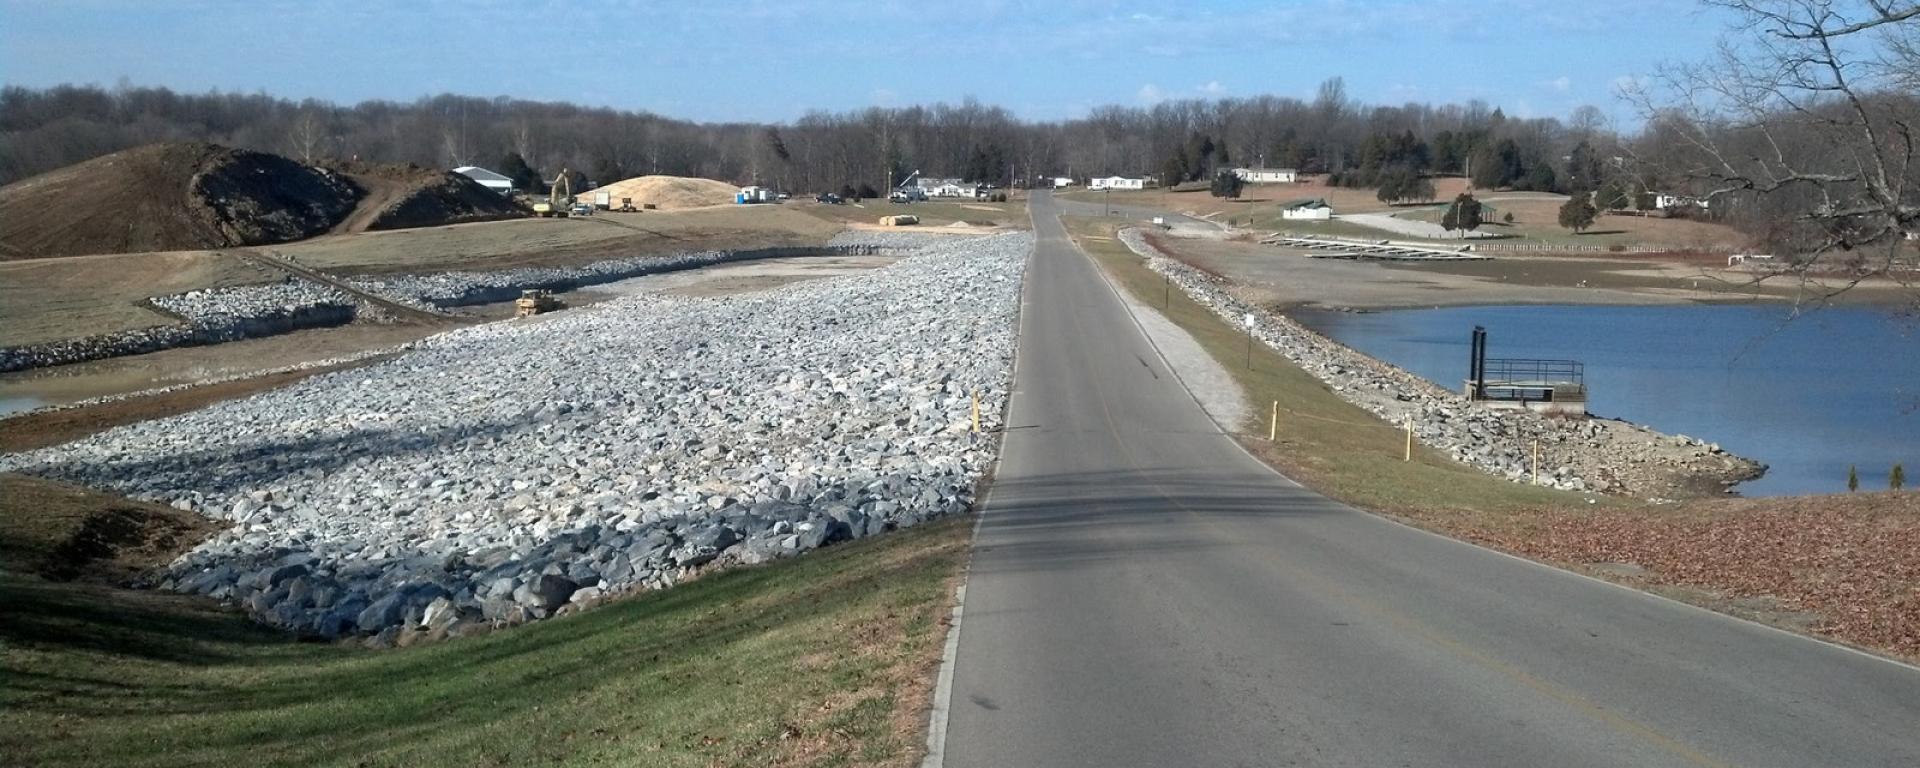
1292 305 1918 496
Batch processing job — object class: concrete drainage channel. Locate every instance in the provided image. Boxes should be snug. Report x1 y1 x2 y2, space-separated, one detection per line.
0 231 1029 646
0 239 896 374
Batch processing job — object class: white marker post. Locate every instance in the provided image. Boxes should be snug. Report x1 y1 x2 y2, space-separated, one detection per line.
1242 313 1256 370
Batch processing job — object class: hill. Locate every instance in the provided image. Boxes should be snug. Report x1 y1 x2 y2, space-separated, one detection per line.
0 143 362 260
321 160 525 234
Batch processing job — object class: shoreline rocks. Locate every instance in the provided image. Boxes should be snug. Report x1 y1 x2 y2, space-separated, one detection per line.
1 231 1029 641
1117 228 1764 499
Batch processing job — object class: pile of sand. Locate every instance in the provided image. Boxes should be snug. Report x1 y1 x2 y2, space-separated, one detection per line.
0 142 361 260
591 175 738 210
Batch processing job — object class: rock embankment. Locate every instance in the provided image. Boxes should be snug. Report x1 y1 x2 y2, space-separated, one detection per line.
1 231 1028 644
1118 228 1762 499
0 242 906 374
350 242 888 309
0 279 365 373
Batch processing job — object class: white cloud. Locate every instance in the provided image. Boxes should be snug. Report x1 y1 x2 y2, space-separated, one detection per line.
1543 76 1572 93
1198 80 1226 96
1137 83 1167 104
870 88 898 105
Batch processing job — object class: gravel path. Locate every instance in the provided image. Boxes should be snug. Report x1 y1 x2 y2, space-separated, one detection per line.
1 231 1029 642
1104 272 1250 430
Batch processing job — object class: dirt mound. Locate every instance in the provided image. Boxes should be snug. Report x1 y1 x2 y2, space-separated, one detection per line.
591 175 739 210
321 160 525 234
0 142 361 260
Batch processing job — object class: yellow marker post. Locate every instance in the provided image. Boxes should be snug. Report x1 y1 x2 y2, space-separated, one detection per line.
1404 421 1413 461
971 391 981 434
1531 439 1541 484
1269 401 1278 441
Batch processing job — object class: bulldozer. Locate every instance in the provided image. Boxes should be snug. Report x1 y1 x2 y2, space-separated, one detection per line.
531 169 574 218
514 289 563 317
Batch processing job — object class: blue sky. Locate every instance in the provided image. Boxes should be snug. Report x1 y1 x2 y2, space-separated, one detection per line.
1 0 1734 125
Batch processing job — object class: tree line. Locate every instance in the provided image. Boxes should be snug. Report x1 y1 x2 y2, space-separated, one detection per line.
0 77 1622 200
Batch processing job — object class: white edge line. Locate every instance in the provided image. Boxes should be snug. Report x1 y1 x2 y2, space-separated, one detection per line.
1085 221 1920 676
921 226 1037 768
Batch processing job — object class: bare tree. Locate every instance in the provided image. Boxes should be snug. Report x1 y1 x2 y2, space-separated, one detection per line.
288 107 325 163
1629 0 1919 305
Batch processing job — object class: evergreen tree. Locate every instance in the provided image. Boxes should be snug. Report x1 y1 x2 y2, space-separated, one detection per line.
1894 464 1906 490
1558 194 1598 233
499 151 539 193
1442 193 1483 236
1564 140 1606 194
1160 148 1189 189
1209 169 1244 199
1849 465 1860 492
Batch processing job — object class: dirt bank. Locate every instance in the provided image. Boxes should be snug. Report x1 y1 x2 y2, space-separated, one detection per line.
0 143 361 260
322 160 524 233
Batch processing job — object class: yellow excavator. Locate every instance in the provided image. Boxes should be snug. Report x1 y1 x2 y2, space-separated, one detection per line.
532 169 574 217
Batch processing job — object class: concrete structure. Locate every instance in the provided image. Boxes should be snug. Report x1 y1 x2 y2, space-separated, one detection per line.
1281 198 1333 221
453 166 515 196
1088 176 1146 190
1232 167 1298 184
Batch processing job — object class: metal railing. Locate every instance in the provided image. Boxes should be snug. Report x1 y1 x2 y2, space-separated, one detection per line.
1479 358 1584 386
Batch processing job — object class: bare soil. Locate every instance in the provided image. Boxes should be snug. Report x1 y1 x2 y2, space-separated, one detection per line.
321 159 524 233
0 142 360 260
0 473 219 583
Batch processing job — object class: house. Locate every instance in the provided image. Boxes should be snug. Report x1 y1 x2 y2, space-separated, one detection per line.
1232 167 1298 184
736 186 777 204
453 166 515 196
1088 176 1146 190
1051 176 1076 188
930 182 981 198
1654 193 1709 210
1280 198 1333 221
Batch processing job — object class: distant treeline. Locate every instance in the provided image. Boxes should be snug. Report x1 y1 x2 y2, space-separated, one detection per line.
3 80 1628 195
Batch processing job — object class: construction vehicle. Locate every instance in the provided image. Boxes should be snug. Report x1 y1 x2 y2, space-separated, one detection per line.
532 169 575 217
514 289 563 317
889 169 925 203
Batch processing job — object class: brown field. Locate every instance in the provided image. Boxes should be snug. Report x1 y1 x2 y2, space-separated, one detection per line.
1402 198 1752 249
0 250 280 346
1151 231 1915 312
2 205 845 350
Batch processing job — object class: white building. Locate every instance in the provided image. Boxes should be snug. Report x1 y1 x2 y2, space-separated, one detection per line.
453 166 515 196
1051 176 1076 188
1232 167 1298 184
1281 198 1333 221
1088 176 1146 190
930 183 981 198
1653 193 1709 210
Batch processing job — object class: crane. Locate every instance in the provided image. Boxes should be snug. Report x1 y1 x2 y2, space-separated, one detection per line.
890 169 925 203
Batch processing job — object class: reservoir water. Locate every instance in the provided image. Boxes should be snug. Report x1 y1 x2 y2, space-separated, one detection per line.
1292 304 1918 497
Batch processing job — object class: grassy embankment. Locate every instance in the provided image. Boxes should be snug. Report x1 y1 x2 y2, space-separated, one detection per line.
1061 216 1585 521
0 472 969 768
1060 215 1920 661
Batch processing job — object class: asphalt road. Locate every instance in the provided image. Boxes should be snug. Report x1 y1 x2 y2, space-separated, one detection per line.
936 191 1920 767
